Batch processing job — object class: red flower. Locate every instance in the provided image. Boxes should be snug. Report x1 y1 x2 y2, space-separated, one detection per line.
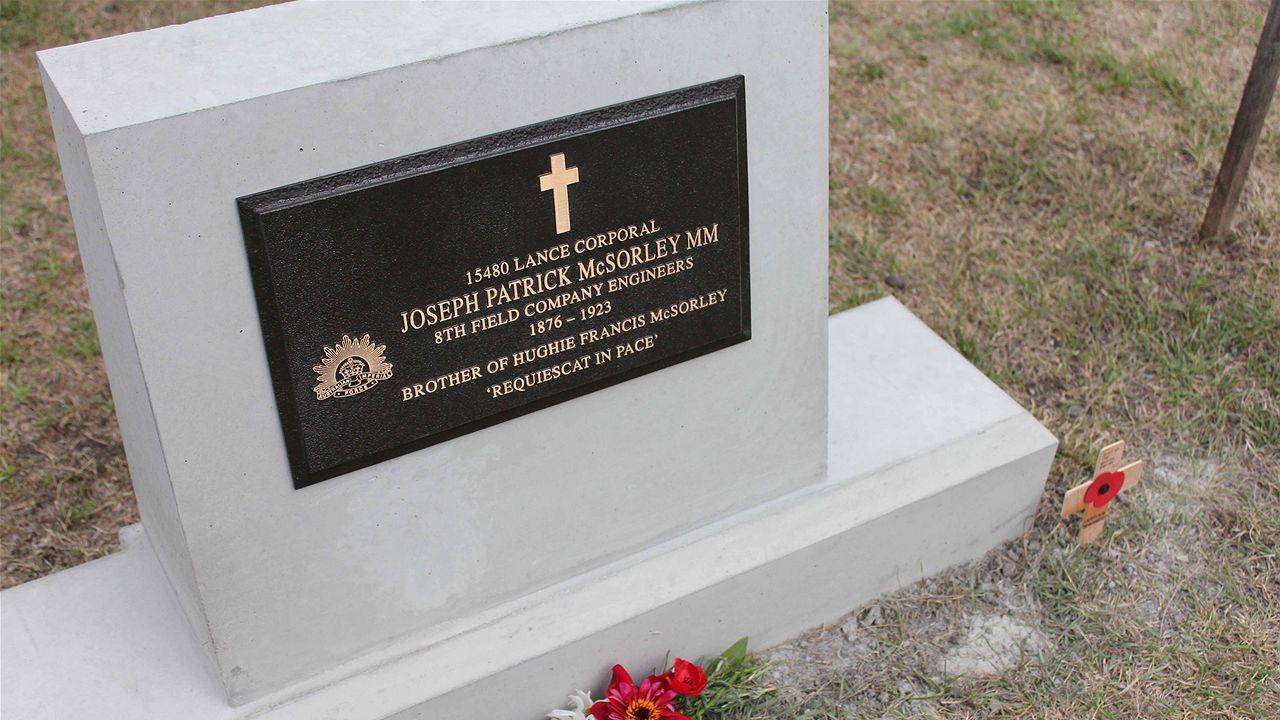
1084 471 1125 508
591 664 687 720
662 658 707 697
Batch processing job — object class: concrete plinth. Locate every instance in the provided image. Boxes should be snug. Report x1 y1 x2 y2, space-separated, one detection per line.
0 298 1056 720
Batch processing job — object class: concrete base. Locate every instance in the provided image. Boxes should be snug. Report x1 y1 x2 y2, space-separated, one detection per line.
0 298 1055 720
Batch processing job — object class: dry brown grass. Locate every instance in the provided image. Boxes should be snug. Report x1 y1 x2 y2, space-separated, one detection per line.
741 0 1279 717
828 0 1278 460
1 0 270 587
750 449 1278 719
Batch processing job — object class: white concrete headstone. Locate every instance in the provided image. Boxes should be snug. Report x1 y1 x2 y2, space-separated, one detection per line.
34 0 827 705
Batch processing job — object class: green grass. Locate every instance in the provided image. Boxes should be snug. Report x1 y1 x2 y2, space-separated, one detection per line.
0 0 73 51
854 59 886 81
820 2 1278 714
852 183 903 214
944 7 992 37
0 332 18 365
1147 59 1192 101
1005 0 1080 20
5 378 33 405
69 314 100 360
676 639 776 720
1091 50 1137 93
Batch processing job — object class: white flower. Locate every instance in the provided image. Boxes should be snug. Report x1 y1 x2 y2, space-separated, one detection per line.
547 690 595 720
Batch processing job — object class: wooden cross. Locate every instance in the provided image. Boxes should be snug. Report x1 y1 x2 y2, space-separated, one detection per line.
539 152 579 235
1061 441 1144 545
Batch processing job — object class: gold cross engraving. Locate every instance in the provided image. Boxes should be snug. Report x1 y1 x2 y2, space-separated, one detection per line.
539 152 579 234
1061 440 1145 545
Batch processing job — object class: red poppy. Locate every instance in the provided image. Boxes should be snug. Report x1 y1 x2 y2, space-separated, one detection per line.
591 664 687 720
662 658 707 697
1084 471 1125 508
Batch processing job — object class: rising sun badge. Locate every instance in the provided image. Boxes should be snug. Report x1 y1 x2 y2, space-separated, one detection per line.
313 334 393 400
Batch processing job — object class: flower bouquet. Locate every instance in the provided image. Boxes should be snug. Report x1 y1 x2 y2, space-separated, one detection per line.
547 637 771 720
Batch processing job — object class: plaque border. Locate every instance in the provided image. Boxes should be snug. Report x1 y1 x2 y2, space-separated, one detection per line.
238 76 750 489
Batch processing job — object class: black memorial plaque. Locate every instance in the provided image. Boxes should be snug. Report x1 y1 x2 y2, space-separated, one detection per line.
239 76 749 488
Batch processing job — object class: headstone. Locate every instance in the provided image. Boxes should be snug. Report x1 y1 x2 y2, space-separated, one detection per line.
1 3 1056 719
